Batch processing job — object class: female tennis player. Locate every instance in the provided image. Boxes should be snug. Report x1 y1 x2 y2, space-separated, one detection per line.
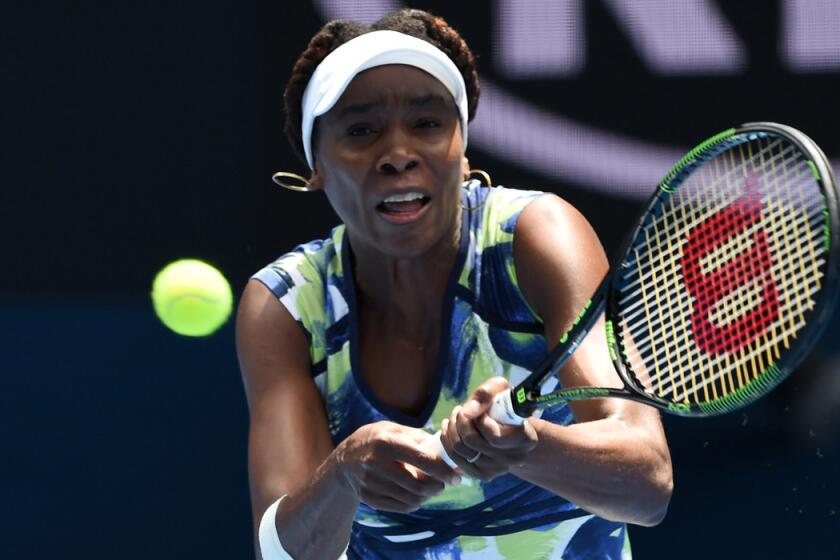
237 9 672 559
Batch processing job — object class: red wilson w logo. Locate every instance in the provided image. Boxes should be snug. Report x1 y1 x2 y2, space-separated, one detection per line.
681 173 780 355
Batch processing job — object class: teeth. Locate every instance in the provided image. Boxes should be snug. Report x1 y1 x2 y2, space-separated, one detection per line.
383 192 425 203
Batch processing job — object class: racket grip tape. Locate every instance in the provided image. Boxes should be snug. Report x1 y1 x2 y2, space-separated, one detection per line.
420 390 527 469
420 431 458 469
488 389 527 426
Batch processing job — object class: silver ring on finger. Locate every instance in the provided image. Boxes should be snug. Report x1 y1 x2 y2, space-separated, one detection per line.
467 451 482 464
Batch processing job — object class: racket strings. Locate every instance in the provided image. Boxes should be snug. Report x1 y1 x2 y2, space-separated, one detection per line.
619 139 794 296
625 204 824 355
664 144 822 403
619 196 826 336
616 144 818 329
687 141 823 402
615 134 828 410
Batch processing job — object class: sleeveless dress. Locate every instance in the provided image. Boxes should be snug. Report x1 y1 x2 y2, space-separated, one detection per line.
252 181 631 559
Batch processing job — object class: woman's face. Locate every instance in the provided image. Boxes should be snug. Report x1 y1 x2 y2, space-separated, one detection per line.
309 64 468 259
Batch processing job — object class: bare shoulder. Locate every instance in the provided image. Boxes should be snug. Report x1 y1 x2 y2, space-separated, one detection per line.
513 193 608 320
236 279 312 409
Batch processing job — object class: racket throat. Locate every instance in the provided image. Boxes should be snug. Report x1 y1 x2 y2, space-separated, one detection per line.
526 386 630 410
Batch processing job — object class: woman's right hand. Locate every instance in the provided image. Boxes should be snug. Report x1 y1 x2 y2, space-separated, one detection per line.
333 421 461 513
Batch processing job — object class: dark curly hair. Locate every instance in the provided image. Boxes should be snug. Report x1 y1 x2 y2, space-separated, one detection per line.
283 9 481 165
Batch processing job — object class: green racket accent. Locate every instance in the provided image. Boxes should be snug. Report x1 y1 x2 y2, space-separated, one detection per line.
605 320 617 362
533 387 610 405
825 198 832 252
697 363 786 415
558 299 593 345
658 128 736 192
807 160 821 181
515 387 527 405
667 402 691 413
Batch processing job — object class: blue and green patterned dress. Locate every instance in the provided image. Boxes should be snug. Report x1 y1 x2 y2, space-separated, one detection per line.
252 181 631 559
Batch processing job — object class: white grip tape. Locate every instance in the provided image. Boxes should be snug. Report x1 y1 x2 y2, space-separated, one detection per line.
488 390 526 426
259 495 348 560
421 390 526 471
421 431 458 469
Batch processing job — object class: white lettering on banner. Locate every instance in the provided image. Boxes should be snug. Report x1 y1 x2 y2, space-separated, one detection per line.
313 0 839 198
495 0 745 77
781 0 840 71
600 0 746 74
494 0 586 77
313 0 396 23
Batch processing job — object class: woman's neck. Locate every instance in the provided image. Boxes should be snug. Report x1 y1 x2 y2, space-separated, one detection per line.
349 217 461 335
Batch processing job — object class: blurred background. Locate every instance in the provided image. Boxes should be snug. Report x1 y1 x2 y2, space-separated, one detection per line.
4 0 839 557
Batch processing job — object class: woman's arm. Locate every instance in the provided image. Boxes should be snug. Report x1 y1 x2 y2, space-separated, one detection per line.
238 280 458 560
440 194 673 526
238 279 356 559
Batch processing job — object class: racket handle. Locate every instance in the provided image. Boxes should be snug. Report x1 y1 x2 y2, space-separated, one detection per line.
421 431 458 469
421 390 527 469
488 389 527 426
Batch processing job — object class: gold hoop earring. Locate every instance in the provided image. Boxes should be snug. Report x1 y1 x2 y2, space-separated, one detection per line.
467 169 493 187
272 171 314 192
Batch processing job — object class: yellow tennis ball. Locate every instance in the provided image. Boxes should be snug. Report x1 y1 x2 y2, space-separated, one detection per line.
151 259 233 337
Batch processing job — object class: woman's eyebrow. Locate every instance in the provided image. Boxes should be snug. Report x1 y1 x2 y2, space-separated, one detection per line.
335 94 448 119
408 93 448 108
336 102 378 119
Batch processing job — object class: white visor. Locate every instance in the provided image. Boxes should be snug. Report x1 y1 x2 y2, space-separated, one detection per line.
300 29 469 169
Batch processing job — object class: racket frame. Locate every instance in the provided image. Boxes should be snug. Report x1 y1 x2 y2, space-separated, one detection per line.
510 122 840 418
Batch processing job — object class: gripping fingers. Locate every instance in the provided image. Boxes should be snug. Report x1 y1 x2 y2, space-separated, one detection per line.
473 413 537 452
359 465 442 512
445 410 532 480
359 487 424 513
440 436 505 481
440 414 482 479
453 405 493 457
400 445 460 486
391 464 446 497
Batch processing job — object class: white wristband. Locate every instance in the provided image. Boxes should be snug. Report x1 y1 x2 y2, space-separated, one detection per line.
258 495 349 560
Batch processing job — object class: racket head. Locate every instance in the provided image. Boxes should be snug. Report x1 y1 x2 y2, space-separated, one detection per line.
605 122 840 417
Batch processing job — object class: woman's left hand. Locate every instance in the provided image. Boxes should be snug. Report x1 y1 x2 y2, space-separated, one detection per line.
439 377 539 481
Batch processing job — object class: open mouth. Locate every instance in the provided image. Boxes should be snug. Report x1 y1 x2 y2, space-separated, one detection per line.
376 192 431 222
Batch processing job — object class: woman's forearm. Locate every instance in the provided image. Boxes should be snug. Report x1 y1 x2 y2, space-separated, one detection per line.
510 416 673 526
269 452 360 560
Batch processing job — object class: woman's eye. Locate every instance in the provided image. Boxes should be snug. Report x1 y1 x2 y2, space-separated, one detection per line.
416 119 440 129
347 125 373 137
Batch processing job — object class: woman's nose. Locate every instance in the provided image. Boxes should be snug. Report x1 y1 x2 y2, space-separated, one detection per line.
378 159 419 174
376 128 419 174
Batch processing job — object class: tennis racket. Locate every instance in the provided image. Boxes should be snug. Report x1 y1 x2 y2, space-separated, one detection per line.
427 122 839 469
